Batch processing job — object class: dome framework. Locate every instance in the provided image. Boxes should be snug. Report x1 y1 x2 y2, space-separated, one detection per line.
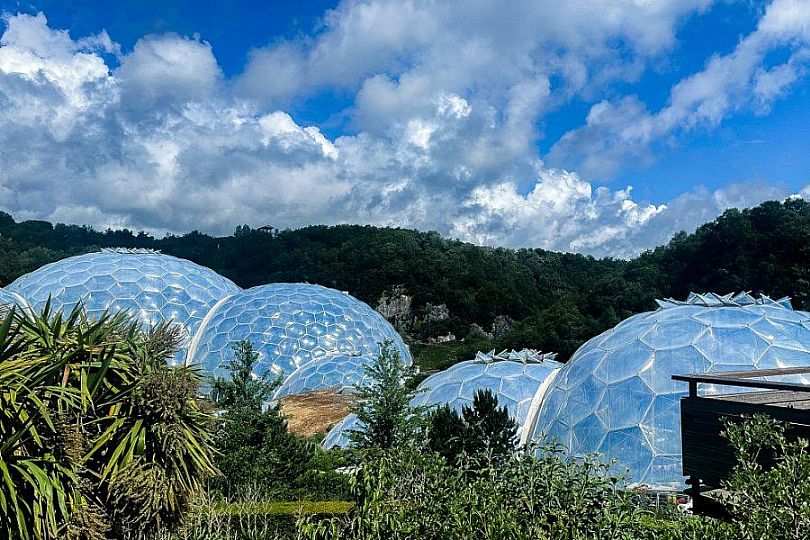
531 292 810 489
187 283 411 380
8 249 241 363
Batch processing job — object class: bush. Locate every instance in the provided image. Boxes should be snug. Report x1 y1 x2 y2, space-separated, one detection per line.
427 389 518 465
720 415 810 540
157 498 352 540
298 443 643 540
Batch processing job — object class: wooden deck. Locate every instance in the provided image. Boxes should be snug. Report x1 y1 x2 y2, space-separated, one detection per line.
711 389 810 409
673 367 810 516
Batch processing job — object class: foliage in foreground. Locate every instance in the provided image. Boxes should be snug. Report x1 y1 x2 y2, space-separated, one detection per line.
151 496 351 540
298 443 644 540
294 414 810 540
0 305 216 540
720 415 810 540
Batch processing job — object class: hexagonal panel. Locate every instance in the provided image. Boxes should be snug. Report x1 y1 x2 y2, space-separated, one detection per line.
603 376 654 430
695 327 770 366
190 283 411 380
640 319 706 350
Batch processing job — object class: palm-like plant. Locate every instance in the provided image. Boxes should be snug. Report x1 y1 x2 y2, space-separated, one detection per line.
0 302 217 539
0 307 85 539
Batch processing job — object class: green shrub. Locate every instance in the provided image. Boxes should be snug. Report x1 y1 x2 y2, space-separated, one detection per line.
298 443 643 540
720 415 810 540
427 389 517 465
157 499 351 540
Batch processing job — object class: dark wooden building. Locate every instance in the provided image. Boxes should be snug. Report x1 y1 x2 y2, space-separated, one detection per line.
674 367 810 515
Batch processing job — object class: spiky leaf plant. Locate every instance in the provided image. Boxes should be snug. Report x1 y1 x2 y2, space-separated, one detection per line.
0 307 82 540
0 302 217 539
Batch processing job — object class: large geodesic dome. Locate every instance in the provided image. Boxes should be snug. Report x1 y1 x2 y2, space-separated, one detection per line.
188 283 411 380
412 349 562 443
322 349 563 449
8 249 241 363
531 292 810 489
273 353 374 400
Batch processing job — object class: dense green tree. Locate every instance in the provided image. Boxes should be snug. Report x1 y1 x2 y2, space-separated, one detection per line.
426 404 465 461
211 340 278 409
349 342 425 450
211 340 317 498
427 390 518 465
2 198 810 368
459 389 518 459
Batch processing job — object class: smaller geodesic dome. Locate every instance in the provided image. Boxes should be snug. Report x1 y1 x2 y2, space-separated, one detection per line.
411 349 562 443
322 349 563 449
531 292 810 489
323 413 361 449
187 283 411 380
7 249 241 363
273 353 374 400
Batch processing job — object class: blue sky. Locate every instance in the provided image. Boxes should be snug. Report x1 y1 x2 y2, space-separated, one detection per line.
0 0 808 256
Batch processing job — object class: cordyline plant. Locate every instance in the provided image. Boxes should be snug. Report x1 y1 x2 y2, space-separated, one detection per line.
0 302 217 540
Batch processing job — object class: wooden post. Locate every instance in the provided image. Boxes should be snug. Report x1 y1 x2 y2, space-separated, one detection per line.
686 475 702 512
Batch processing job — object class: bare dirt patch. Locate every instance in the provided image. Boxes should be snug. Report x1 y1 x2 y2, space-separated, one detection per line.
279 388 354 437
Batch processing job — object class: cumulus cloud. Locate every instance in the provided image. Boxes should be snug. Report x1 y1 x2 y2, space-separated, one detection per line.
0 5 808 258
548 0 810 178
236 0 715 109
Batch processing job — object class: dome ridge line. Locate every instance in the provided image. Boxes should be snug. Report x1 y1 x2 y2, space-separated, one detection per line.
656 291 793 310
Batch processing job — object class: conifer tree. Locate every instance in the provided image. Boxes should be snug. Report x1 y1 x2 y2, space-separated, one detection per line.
426 404 465 461
460 389 518 459
427 388 518 465
349 341 424 449
212 340 315 497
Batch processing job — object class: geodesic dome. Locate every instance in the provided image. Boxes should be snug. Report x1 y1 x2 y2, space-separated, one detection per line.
323 413 361 450
187 283 411 380
8 249 241 363
531 292 810 489
412 349 562 443
273 353 374 400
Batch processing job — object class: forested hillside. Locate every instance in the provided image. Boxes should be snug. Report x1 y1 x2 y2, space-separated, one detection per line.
1 199 808 366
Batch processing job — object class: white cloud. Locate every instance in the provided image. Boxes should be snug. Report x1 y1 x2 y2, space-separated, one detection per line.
0 6 808 259
548 0 810 178
115 33 221 111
